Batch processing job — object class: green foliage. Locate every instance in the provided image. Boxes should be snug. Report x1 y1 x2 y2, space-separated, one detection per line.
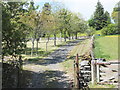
57 8 72 41
70 13 87 33
58 9 71 31
86 27 95 36
2 2 29 56
20 1 41 39
104 11 111 26
88 16 95 28
57 8 87 40
41 3 53 36
88 1 111 30
101 24 118 35
112 1 120 24
2 1 88 57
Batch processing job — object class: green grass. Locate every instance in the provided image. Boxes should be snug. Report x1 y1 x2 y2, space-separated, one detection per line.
60 59 74 75
94 35 118 60
95 30 102 35
69 39 91 56
78 33 87 36
89 83 116 88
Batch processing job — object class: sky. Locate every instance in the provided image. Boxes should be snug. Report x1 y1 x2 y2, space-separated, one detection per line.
33 0 119 20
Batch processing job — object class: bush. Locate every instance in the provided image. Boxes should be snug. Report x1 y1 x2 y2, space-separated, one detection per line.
86 27 96 36
101 24 118 35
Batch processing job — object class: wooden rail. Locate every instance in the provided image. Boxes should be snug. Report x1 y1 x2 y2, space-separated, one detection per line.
91 59 119 84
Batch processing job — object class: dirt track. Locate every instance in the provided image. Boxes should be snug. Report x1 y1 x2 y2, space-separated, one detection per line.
22 39 82 88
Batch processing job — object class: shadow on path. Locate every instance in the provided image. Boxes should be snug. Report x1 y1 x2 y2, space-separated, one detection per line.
20 70 70 88
24 39 84 66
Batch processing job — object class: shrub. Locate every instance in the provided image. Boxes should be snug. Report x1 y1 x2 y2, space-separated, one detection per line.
101 24 118 35
86 27 96 36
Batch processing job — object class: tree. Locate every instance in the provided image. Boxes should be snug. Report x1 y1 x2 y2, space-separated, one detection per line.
88 1 111 30
50 2 64 45
34 12 43 55
104 11 111 26
88 15 95 29
69 13 87 39
86 27 95 36
41 2 52 51
112 1 120 24
57 9 65 42
58 8 71 42
2 2 29 58
94 1 104 30
51 13 60 46
101 24 118 35
19 1 40 56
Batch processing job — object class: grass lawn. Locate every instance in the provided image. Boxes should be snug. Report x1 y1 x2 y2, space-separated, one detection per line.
94 35 119 60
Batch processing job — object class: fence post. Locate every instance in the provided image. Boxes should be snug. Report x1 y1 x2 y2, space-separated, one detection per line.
76 54 80 88
97 59 100 82
74 59 76 88
91 60 97 85
74 54 80 88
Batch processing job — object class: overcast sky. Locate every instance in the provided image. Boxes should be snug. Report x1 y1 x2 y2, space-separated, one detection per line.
34 0 119 20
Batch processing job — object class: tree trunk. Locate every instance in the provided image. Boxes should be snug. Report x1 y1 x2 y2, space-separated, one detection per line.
48 36 50 42
64 31 66 42
60 30 62 42
68 33 71 40
75 32 78 39
24 41 27 55
54 34 56 46
46 36 49 51
31 38 35 56
72 34 74 39
2 55 4 64
36 38 39 56
46 41 48 52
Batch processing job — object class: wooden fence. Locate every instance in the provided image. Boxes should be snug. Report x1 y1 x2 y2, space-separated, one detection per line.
91 59 119 85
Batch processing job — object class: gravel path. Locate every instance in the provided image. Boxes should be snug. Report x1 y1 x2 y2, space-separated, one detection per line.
22 39 82 88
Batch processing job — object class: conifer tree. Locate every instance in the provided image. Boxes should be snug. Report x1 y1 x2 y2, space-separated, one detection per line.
88 1 111 30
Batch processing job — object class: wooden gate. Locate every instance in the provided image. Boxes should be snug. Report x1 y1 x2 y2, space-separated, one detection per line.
91 59 119 87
